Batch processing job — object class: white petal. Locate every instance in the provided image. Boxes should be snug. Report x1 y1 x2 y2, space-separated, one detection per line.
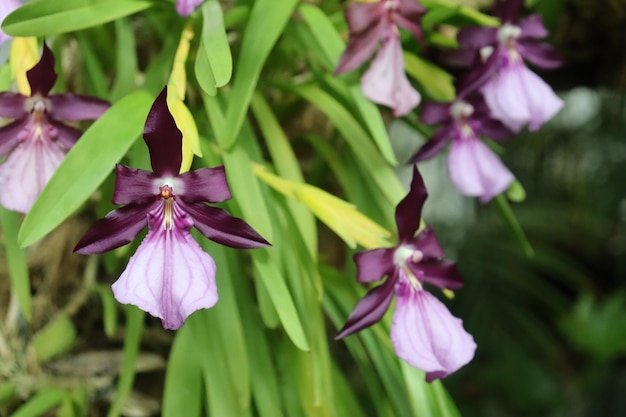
390 285 476 381
361 31 420 117
482 59 563 132
112 223 218 330
0 132 65 213
448 135 514 202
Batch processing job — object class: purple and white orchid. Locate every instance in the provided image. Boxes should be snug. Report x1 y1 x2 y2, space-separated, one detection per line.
336 167 476 381
335 0 425 116
410 94 515 202
74 88 269 330
447 0 563 131
0 43 109 213
175 0 203 17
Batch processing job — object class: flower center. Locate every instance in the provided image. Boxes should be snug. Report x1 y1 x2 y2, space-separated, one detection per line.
497 23 522 47
394 245 424 290
384 0 400 11
451 100 474 121
159 185 175 230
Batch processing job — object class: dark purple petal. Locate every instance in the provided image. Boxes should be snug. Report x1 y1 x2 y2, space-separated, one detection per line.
0 118 28 157
420 101 452 125
27 43 57 96
74 202 155 254
179 201 270 249
409 126 452 163
493 0 524 22
353 247 396 283
143 87 182 177
49 120 83 150
393 0 425 42
48 93 110 121
335 273 397 339
112 164 158 205
518 41 563 69
456 52 501 98
335 18 387 75
518 14 549 39
345 2 383 34
412 225 444 259
395 166 428 242
457 27 497 51
178 166 231 203
0 92 27 119
411 259 463 290
474 117 514 141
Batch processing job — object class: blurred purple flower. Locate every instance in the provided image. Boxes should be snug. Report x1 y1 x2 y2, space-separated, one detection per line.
0 44 109 213
0 0 20 47
336 167 476 381
335 0 425 116
74 87 269 330
446 0 563 131
410 95 514 202
175 0 203 17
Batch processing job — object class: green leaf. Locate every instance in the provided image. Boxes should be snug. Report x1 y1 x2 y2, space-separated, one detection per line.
0 383 16 405
107 306 144 417
162 324 203 417
219 0 299 149
298 3 344 68
110 18 138 101
197 0 232 90
420 0 500 27
93 284 118 338
3 0 154 37
0 208 31 320
290 84 405 207
194 39 217 95
349 85 398 166
506 179 527 202
403 52 455 102
31 314 76 362
493 194 535 257
11 388 68 417
252 250 310 351
18 90 153 247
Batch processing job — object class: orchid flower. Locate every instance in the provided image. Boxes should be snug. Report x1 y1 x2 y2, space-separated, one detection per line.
337 167 476 381
446 0 563 131
0 0 20 47
335 0 425 116
410 94 514 202
74 87 269 330
0 43 109 213
175 0 203 17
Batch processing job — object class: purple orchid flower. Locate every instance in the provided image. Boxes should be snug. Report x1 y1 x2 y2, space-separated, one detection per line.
74 87 269 330
335 0 425 116
175 0 203 17
336 167 476 382
410 94 514 202
446 0 563 131
0 0 21 47
0 44 109 213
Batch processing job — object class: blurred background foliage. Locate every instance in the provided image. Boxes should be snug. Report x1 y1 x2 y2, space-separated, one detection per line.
0 0 624 416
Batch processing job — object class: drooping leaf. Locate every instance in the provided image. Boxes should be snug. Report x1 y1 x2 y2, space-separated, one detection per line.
3 0 155 37
219 0 299 149
0 208 31 320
